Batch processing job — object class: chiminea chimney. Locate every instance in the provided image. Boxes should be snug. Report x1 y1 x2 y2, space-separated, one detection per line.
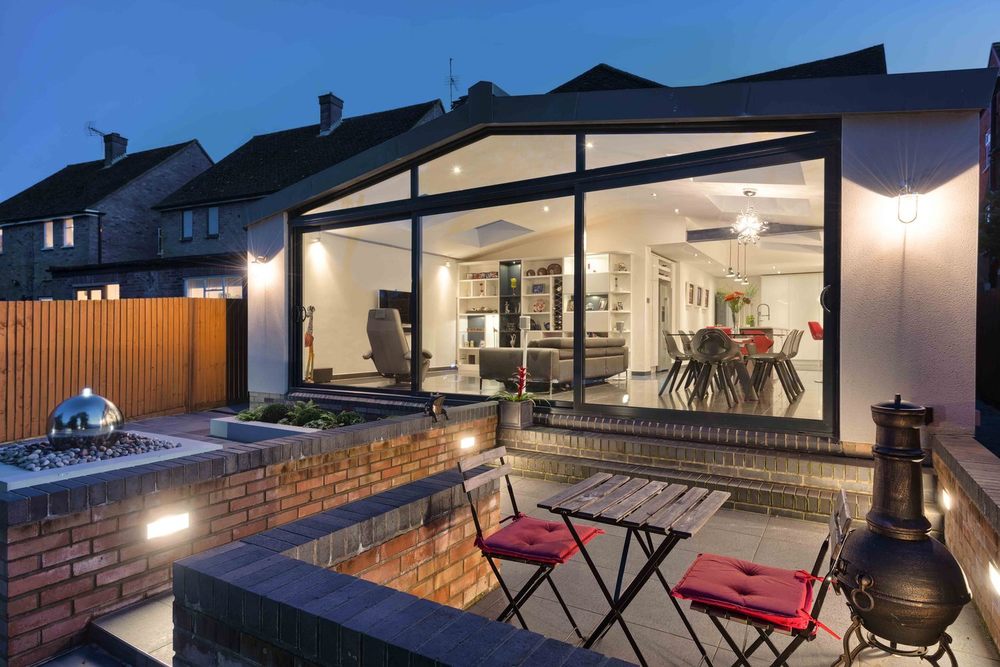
318 93 344 135
103 133 127 166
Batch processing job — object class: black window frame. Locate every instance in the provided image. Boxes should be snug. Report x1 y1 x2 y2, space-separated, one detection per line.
288 120 841 437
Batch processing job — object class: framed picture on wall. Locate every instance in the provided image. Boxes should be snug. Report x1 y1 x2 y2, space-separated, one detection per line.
686 282 695 305
696 286 703 307
703 289 711 309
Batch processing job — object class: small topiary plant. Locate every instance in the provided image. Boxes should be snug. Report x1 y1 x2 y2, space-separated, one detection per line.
258 402 292 424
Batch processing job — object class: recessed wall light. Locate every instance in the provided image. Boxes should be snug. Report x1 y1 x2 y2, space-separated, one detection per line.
460 436 476 449
941 489 953 511
452 165 462 175
990 562 1000 595
147 512 190 539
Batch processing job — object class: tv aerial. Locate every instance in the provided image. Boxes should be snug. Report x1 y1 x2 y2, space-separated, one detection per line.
86 122 108 138
446 58 460 107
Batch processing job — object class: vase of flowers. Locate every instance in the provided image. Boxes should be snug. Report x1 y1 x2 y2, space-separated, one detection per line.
491 366 534 429
723 290 752 331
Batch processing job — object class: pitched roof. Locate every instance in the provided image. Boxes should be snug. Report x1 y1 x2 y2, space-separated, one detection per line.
0 141 201 224
157 100 442 209
717 45 887 83
549 63 666 94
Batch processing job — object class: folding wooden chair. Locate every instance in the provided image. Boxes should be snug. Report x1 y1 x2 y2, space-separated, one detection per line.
458 446 602 638
671 490 853 667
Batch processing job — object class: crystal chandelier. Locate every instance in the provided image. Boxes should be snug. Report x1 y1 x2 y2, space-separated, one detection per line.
731 188 768 245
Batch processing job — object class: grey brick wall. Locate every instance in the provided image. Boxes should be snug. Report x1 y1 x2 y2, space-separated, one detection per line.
97 143 212 264
160 200 253 259
0 214 99 300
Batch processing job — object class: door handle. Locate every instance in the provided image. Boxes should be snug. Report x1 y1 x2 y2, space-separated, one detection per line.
819 285 832 313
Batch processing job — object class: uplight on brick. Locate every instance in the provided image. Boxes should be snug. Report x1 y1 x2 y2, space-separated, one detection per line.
147 512 190 539
460 436 476 449
940 489 953 511
990 562 1000 596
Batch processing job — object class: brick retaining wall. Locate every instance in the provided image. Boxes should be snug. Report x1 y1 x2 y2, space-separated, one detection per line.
933 433 1000 651
173 469 620 666
0 403 496 666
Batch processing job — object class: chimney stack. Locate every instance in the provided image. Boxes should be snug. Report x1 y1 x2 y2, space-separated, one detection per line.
318 93 344 135
103 133 127 166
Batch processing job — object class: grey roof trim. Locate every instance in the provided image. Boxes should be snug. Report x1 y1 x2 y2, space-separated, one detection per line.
248 68 997 225
156 194 263 212
0 210 101 228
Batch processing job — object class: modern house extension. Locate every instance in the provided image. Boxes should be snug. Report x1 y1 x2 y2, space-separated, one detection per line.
241 51 993 449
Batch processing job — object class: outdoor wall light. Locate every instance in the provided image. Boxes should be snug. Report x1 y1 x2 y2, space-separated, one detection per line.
897 185 919 224
940 489 953 511
147 512 190 539
252 254 268 264
990 562 1000 596
460 436 475 449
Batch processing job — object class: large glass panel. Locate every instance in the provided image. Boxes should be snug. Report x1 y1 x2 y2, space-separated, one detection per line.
585 132 806 170
419 196 574 398
304 171 410 216
302 220 413 389
419 135 575 196
583 158 825 421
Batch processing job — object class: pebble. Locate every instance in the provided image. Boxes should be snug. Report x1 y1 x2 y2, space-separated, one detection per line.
0 433 182 472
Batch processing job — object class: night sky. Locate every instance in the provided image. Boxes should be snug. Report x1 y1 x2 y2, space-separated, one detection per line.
2 0 998 200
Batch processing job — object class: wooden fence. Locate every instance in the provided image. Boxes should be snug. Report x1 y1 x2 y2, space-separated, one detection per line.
0 298 246 444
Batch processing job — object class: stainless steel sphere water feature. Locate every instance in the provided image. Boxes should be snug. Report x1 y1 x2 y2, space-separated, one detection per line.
46 388 124 451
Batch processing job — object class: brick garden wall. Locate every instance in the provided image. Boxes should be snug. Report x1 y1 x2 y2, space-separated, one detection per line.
0 403 496 666
933 433 1000 651
333 491 498 609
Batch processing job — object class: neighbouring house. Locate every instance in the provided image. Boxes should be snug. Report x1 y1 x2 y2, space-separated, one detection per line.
980 41 1000 288
148 94 444 299
0 134 212 300
240 43 991 450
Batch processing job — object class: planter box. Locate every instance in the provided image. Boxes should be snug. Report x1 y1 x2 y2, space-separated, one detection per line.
498 400 534 429
209 416 320 443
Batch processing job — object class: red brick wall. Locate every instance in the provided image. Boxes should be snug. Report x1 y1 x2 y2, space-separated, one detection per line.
333 491 499 609
1 414 496 667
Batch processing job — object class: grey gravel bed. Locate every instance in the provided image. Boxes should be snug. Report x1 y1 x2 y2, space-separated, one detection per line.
0 432 182 471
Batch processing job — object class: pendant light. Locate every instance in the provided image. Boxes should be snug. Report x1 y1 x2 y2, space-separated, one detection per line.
732 188 768 246
725 240 736 277
741 244 751 285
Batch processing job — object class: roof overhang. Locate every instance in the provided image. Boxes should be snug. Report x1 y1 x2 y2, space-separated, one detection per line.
247 67 998 226
0 210 101 227
49 251 245 276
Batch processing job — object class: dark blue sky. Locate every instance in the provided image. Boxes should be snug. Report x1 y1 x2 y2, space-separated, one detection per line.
2 0 998 200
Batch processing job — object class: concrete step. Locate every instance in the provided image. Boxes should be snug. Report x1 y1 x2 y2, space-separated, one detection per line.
88 595 173 667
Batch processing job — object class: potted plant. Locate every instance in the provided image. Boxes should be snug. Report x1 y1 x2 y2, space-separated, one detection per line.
491 366 535 429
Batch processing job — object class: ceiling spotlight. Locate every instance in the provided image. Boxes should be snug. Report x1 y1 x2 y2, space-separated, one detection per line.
674 208 680 214
445 260 452 268
451 165 462 175
543 205 550 212
651 192 658 198
585 141 594 149
732 188 768 246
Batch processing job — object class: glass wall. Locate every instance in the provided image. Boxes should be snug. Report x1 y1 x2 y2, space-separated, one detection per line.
583 158 826 421
420 196 574 397
584 131 804 170
301 220 413 389
304 171 410 216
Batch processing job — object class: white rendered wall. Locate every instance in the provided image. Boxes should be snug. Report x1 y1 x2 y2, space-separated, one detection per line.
760 272 824 362
840 112 978 444
247 213 289 397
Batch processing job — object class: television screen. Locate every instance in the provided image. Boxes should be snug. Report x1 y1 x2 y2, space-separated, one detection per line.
378 290 411 325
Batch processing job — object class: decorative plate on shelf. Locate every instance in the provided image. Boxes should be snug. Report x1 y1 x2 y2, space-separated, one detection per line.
537 268 548 276
525 269 536 277
547 263 562 275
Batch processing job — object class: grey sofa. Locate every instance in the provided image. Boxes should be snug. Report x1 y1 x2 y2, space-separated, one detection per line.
478 337 629 390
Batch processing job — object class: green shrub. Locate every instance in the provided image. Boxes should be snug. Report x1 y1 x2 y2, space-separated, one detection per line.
336 410 365 426
258 402 292 424
235 405 265 422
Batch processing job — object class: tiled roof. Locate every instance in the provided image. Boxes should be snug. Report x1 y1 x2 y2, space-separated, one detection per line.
157 100 441 209
549 63 666 94
0 141 200 224
717 45 887 83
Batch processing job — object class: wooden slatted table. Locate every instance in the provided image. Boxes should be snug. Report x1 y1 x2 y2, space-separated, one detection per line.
539 473 730 667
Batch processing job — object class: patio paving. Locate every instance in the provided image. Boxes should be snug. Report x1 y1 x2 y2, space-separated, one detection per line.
469 476 1000 666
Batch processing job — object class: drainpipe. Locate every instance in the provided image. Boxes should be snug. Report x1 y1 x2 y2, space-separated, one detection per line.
96 212 105 264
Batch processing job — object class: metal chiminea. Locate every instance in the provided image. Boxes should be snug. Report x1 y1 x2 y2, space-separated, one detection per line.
835 395 971 666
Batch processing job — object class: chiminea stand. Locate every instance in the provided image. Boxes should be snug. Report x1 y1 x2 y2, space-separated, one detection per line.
834 616 956 666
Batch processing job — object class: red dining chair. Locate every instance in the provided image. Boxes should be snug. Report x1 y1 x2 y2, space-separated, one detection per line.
808 321 824 341
458 446 602 638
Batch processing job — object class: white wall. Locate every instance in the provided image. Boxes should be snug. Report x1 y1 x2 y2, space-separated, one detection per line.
247 213 289 397
840 112 979 444
302 233 456 376
760 272 824 361
674 262 723 333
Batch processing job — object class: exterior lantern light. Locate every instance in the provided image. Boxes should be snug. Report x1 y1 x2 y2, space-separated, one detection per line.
898 185 919 224
253 254 268 264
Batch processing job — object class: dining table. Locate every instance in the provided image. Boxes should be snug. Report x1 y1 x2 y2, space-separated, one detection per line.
538 472 730 667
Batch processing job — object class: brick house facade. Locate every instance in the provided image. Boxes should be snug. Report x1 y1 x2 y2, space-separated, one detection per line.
0 137 212 300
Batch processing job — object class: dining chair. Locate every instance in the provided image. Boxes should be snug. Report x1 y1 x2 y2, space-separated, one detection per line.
749 331 800 402
658 332 692 395
783 329 805 394
672 490 853 667
688 328 742 407
458 446 601 638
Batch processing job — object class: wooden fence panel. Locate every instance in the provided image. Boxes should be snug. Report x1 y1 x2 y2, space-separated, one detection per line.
0 298 244 444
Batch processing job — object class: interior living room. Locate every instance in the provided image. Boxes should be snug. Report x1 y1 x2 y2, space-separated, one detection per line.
299 131 827 422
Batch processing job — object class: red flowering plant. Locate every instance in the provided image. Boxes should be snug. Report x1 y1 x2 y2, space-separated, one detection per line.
723 290 752 322
490 366 537 402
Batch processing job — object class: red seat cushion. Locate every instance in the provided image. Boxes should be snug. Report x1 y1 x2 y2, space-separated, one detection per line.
672 554 815 633
477 514 602 565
